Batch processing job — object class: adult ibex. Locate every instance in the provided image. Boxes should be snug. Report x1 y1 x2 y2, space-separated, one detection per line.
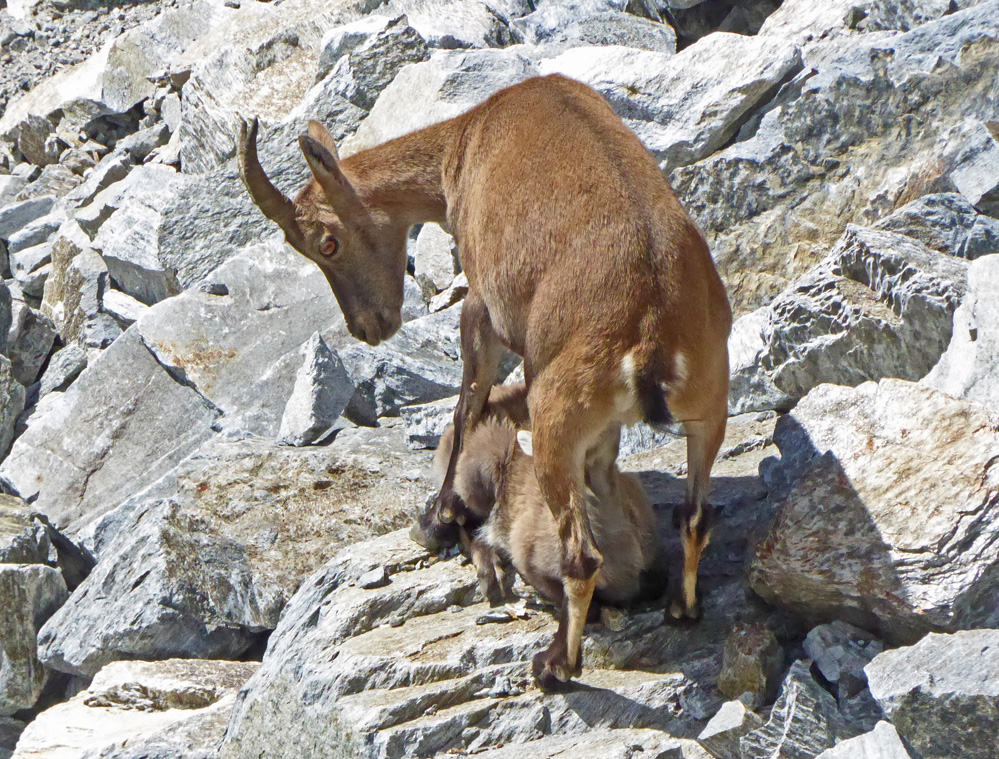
435 383 665 615
238 73 732 689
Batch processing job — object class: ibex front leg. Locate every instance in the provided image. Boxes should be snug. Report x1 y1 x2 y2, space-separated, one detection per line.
411 293 503 552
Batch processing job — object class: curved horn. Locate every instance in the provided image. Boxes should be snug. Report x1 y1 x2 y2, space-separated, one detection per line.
238 117 307 253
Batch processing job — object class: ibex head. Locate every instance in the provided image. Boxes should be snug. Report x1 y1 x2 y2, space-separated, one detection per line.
238 117 406 346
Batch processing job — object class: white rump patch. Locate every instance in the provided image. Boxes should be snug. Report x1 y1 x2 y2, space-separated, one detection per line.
516 430 534 457
674 352 690 384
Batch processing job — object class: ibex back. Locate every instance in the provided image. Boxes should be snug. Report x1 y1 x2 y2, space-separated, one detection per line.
239 73 732 689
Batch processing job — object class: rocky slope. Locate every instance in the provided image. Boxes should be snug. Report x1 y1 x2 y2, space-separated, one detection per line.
1 0 998 757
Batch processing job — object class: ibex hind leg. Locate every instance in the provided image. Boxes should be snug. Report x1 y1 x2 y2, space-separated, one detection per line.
667 410 726 622
527 363 615 690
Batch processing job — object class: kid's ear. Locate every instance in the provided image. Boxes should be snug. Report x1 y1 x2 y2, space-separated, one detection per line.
307 119 340 160
516 430 534 457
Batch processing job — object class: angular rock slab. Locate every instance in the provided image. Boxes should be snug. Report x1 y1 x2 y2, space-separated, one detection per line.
219 528 727 759
135 238 345 438
728 225 968 414
814 721 913 759
0 495 51 565
739 660 850 759
537 32 802 173
672 3 999 312
0 329 221 535
277 333 355 446
10 659 257 759
751 379 999 643
873 193 999 261
0 565 67 715
40 422 432 676
865 629 999 759
697 699 763 759
0 357 25 462
924 254 999 411
472 729 708 759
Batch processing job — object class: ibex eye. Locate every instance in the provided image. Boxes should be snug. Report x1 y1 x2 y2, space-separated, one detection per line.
320 237 339 257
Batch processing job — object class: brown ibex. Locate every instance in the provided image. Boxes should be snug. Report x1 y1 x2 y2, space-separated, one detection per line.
238 73 732 689
435 383 665 621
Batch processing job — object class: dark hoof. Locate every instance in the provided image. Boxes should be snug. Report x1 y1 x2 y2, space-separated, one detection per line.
531 647 580 692
409 516 458 553
664 595 702 624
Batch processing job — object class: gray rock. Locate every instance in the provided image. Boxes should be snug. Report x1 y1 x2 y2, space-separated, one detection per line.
412 222 458 295
389 0 525 49
0 197 55 240
37 343 88 398
873 193 999 260
40 236 121 350
865 629 999 759
697 700 764 759
5 302 57 387
317 15 430 111
14 164 81 202
515 7 676 52
401 274 428 322
93 199 183 306
10 114 56 169
400 393 457 449
537 33 801 173
924 254 999 410
278 333 355 446
339 304 464 418
471 730 707 759
41 423 432 675
0 357 25 461
0 564 68 715
0 281 10 354
101 289 149 329
5 213 61 256
949 120 999 218
758 0 955 48
74 164 184 239
618 423 680 457
0 494 51 565
0 716 24 759
740 660 844 759
750 379 999 643
64 152 132 209
0 176 28 209
729 226 968 414
0 328 221 535
11 659 257 759
218 529 712 759
804 622 883 703
814 721 913 759
344 48 539 154
716 622 783 708
135 238 346 438
672 2 999 313
115 123 171 164
99 0 239 114
428 271 468 313
9 243 53 289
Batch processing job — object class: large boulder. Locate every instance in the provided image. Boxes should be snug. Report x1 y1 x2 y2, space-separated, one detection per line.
5 302 58 387
923 254 999 410
38 421 433 676
865 629 999 759
10 659 258 759
872 193 999 260
729 225 968 414
814 721 913 759
343 48 539 154
0 357 25 461
0 329 221 535
537 32 802 173
0 564 67 715
750 379 999 643
218 530 708 759
672 2 999 312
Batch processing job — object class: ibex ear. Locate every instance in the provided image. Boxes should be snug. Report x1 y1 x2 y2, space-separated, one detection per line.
307 119 339 161
299 133 354 209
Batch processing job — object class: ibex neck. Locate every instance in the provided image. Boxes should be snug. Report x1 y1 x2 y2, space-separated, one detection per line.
342 119 458 227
